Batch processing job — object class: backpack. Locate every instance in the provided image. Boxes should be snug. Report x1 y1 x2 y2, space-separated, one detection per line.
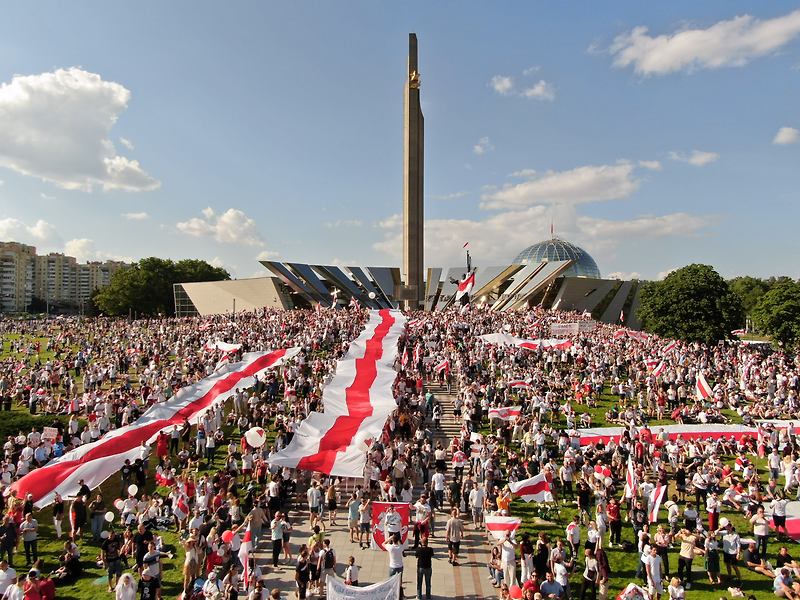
324 549 335 569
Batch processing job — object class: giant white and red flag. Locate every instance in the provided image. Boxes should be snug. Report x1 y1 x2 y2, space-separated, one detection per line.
485 515 522 540
478 333 572 351
509 473 553 503
455 272 476 301
12 347 300 508
487 406 522 421
269 309 405 477
696 372 713 401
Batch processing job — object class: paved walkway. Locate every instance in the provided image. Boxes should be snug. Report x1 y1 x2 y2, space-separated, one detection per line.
252 385 495 599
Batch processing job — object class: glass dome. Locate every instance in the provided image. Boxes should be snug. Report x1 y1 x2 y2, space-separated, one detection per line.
513 237 601 278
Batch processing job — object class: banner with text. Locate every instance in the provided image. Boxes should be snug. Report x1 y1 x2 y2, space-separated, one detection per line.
327 574 401 600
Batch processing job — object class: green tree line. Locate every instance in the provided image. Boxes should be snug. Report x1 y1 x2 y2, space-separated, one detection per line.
638 264 800 348
93 257 229 317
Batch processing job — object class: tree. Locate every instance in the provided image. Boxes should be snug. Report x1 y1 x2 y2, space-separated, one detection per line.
638 264 744 344
751 280 800 349
729 276 771 315
94 258 229 316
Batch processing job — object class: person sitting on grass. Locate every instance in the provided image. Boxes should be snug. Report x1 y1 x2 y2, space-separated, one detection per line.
743 542 775 579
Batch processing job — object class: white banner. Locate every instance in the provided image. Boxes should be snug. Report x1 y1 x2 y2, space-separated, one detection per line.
41 427 59 441
327 574 401 600
550 322 579 336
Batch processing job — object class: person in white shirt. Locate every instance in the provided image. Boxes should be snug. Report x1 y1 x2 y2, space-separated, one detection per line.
469 486 485 528
0 561 16 596
645 545 664 600
496 533 517 587
384 533 408 581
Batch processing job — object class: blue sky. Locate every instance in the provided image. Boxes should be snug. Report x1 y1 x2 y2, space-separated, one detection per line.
0 2 798 280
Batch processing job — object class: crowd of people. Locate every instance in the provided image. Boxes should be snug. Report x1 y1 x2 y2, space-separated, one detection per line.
0 304 797 600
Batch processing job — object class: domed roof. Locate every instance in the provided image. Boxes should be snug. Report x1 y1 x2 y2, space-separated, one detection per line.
513 237 601 278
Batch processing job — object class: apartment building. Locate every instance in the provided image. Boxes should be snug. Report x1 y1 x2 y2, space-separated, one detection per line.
0 241 129 313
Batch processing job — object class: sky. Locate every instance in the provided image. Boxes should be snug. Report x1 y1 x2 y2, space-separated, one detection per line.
0 2 798 281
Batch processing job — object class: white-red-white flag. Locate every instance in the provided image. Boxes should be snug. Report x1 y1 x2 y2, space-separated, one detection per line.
487 406 522 421
619 310 624 323
644 358 659 372
652 361 666 377
509 473 554 503
624 455 637 499
401 347 409 368
455 272 476 301
463 241 469 249
349 296 360 309
731 328 745 336
648 483 667 523
413 344 422 365
508 380 530 389
434 358 450 374
696 372 712 401
485 515 522 540
662 340 677 354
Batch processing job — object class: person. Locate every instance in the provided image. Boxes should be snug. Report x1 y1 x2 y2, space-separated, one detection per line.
307 482 323 530
743 541 775 578
357 498 371 549
222 566 240 600
705 530 722 584
2 572 24 600
89 494 106 542
595 545 611 600
346 494 360 544
343 556 359 586
203 571 222 600
18 515 37 567
101 529 124 592
52 541 81 583
540 571 565 600
498 533 518 588
318 539 337 590
469 484 485 528
722 522 742 584
580 548 599 600
675 529 697 589
384 532 408 581
51 494 64 540
23 570 41 600
751 506 771 561
415 536 433 600
0 561 16 597
270 512 289 568
295 549 310 600
774 568 799 599
445 508 464 565
644 545 664 600
666 577 684 600
115 573 138 600
325 483 338 527
0 518 16 567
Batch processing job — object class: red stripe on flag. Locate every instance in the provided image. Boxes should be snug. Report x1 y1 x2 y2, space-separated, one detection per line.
513 480 550 496
296 309 396 473
14 349 289 503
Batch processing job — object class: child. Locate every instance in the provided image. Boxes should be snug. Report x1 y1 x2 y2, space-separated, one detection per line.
343 556 360 586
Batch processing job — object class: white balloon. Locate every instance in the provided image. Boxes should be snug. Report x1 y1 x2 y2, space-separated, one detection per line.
244 427 267 448
217 548 225 557
105 511 115 522
128 484 138 496
368 292 376 300
100 530 109 539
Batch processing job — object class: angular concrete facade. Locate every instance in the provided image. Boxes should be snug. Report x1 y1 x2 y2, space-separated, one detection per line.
402 33 424 309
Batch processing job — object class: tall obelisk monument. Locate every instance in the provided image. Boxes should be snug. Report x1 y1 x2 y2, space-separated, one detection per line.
402 33 424 309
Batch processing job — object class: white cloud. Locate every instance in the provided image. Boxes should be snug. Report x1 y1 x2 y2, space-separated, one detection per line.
377 214 402 229
122 211 149 221
610 10 800 76
40 192 56 200
473 137 494 156
510 169 537 178
523 66 541 75
209 256 225 269
607 271 641 280
119 137 134 150
374 207 708 268
669 150 719 166
638 160 662 171
324 219 363 228
0 218 60 245
0 68 160 192
481 163 639 210
773 126 799 145
490 75 514 95
657 267 678 280
176 207 264 247
521 80 555 101
256 250 280 261
576 213 707 238
63 237 133 263
431 191 469 201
